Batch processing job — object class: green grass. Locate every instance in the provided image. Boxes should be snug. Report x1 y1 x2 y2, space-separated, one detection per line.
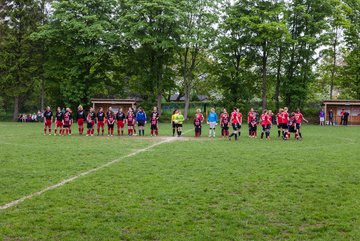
1 122 360 240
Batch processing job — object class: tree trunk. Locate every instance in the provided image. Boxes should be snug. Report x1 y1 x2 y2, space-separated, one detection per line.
330 27 338 100
183 47 189 119
41 77 45 110
261 43 268 110
275 46 282 110
13 96 19 121
156 94 162 115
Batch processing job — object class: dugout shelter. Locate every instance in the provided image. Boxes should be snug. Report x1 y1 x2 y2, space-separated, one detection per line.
91 99 137 113
322 100 360 125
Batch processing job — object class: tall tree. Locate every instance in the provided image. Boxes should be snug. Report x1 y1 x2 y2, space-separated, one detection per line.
120 0 180 114
320 0 350 99
246 0 287 109
341 0 360 99
177 0 218 119
34 0 119 109
0 0 42 119
214 0 258 107
282 0 333 109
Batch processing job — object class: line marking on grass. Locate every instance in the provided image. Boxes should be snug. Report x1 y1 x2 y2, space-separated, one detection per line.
0 130 192 210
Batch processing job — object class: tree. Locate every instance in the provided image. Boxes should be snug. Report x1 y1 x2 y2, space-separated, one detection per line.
340 0 360 99
34 0 119 109
246 0 287 110
320 0 350 99
213 0 258 108
0 0 42 119
177 0 218 119
282 0 333 109
120 0 180 114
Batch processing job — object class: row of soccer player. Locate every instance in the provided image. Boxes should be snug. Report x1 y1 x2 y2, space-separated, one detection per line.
185 107 308 140
42 105 307 140
42 105 160 136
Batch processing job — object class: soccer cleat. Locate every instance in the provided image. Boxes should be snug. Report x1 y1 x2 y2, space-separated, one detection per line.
86 134 89 136
49 134 51 136
54 134 57 136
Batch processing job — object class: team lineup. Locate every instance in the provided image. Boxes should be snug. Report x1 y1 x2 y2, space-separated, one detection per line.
42 105 308 141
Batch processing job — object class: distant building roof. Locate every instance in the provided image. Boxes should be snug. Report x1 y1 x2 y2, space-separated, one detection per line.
322 100 360 105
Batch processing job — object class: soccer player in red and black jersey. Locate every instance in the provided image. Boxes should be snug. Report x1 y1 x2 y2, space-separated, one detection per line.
281 107 289 139
107 110 115 136
260 110 271 140
247 108 254 137
116 107 126 136
195 109 204 136
86 107 96 136
54 107 63 136
150 113 159 137
62 109 73 136
220 108 230 137
126 110 135 136
67 108 73 135
77 105 86 135
43 106 53 135
285 113 297 140
193 112 203 137
294 108 308 140
249 113 257 138
229 108 240 141
276 108 283 138
96 107 105 136
236 108 243 137
151 107 160 136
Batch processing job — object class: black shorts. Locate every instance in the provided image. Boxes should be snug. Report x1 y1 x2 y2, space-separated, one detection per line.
277 125 281 129
151 124 157 130
137 120 145 127
289 126 296 133
63 125 70 128
222 124 229 130
237 123 242 129
87 123 94 129
232 123 239 131
262 124 271 131
177 124 183 128
250 125 257 132
108 124 114 129
172 121 176 128
281 123 288 129
195 126 201 132
296 123 301 130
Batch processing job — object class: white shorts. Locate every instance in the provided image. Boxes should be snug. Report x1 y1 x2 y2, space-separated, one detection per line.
320 117 325 122
209 122 217 129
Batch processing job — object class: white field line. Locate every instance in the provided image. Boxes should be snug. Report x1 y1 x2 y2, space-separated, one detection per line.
0 130 192 210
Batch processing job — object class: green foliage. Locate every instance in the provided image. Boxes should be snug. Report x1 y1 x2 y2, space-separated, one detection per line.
1 0 359 118
33 0 119 109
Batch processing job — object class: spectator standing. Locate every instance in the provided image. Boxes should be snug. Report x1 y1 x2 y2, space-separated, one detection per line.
319 109 325 126
344 111 349 126
328 109 334 125
340 109 345 125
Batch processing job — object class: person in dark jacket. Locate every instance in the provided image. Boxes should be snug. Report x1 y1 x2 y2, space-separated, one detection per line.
136 107 147 136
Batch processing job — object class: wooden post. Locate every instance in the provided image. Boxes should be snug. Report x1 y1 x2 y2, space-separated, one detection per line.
324 103 327 125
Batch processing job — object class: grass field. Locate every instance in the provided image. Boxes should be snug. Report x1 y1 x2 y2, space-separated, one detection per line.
0 122 360 240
